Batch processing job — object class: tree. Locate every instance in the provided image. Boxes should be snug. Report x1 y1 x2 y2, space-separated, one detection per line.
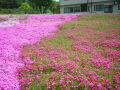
29 0 53 13
0 0 60 14
51 1 60 13
19 2 31 13
0 0 24 9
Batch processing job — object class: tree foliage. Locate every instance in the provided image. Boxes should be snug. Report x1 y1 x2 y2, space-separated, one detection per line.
0 0 24 8
29 0 53 10
19 2 31 10
51 1 60 13
0 0 60 14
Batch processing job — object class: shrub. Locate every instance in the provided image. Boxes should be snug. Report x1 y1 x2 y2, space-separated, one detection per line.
28 10 41 14
19 2 31 13
46 9 52 14
0 9 24 14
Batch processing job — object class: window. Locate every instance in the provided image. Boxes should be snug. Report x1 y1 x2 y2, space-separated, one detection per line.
64 8 67 13
118 3 120 10
81 4 87 12
87 6 90 12
70 7 73 13
73 7 81 12
64 6 80 13
94 5 96 11
96 5 104 11
104 5 113 13
64 8 70 13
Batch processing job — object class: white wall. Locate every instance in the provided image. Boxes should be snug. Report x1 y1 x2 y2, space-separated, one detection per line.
60 0 113 6
60 0 88 6
60 1 120 14
60 7 64 14
113 4 120 13
89 1 112 13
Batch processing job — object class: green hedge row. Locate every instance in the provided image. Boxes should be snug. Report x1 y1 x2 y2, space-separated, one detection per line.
0 9 42 14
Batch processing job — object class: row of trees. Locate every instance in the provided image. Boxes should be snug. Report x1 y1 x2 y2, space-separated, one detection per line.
0 0 60 13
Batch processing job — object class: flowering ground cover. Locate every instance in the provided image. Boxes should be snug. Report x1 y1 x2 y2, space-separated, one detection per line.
0 14 81 89
15 14 120 90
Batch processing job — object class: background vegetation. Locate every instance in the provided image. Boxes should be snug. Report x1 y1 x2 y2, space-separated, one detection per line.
0 0 60 14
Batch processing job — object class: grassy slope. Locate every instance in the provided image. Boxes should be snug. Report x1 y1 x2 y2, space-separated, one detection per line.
17 14 120 90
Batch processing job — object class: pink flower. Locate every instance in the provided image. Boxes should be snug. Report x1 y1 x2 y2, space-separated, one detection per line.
38 65 43 70
97 83 102 88
89 82 95 87
51 60 56 63
65 55 68 59
28 60 36 64
72 45 80 51
116 80 120 84
87 71 96 75
74 56 80 61
59 78 64 85
51 81 55 86
25 64 33 69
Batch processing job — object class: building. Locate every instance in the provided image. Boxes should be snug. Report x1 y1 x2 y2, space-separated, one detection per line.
60 0 120 13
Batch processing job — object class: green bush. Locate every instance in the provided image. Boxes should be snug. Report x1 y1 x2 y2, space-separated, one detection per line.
28 10 41 14
46 9 52 14
0 8 42 14
19 2 31 13
0 9 24 14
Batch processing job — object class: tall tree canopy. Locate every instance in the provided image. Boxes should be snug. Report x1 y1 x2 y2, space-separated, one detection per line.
0 0 24 8
51 1 60 13
0 0 60 14
29 0 53 10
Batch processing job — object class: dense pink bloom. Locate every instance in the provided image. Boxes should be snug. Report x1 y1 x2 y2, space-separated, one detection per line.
51 81 56 86
72 45 80 51
1 14 119 89
97 83 102 88
89 82 95 87
87 71 96 75
59 79 64 85
74 56 80 61
25 64 33 70
0 14 82 89
38 65 44 70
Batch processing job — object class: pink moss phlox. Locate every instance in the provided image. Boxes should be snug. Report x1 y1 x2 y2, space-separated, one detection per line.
0 14 82 89
54 63 64 71
89 82 95 87
74 56 80 61
66 60 79 70
72 45 80 51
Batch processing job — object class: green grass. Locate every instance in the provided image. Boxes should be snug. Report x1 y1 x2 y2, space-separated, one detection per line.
48 34 75 47
60 14 120 33
116 31 120 35
76 14 120 21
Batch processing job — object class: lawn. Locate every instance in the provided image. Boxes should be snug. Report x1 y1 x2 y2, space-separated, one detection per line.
16 14 120 90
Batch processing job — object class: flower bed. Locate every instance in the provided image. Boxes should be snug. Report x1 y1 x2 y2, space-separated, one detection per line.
15 14 120 90
0 14 82 89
